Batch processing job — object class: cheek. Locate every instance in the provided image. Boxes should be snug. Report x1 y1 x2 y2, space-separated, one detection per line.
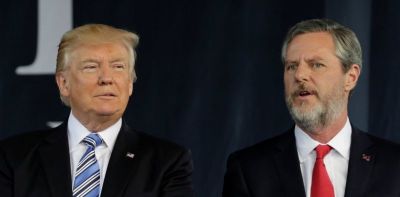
319 79 343 97
115 77 133 95
283 75 294 91
69 76 95 94
283 84 292 98
283 74 288 86
283 71 295 83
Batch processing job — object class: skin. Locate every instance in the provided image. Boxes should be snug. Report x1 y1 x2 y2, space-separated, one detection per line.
284 32 360 143
56 42 133 132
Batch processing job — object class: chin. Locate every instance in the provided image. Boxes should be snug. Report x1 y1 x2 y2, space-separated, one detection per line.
293 103 314 112
293 100 324 115
95 108 121 117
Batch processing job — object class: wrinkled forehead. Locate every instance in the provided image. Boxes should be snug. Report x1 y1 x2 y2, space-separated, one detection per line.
286 32 336 59
66 40 133 66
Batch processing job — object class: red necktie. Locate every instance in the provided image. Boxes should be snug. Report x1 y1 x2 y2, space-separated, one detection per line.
311 145 334 197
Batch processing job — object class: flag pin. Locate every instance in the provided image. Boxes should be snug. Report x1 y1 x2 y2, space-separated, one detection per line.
362 153 371 162
126 152 135 159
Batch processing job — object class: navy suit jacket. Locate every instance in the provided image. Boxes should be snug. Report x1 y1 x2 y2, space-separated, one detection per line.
0 122 194 197
223 127 400 197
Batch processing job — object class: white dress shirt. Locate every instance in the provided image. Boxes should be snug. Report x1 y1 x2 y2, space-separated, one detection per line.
67 112 121 194
295 118 352 197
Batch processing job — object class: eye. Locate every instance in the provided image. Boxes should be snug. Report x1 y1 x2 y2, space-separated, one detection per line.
285 63 297 71
112 63 126 71
82 63 98 72
312 62 324 68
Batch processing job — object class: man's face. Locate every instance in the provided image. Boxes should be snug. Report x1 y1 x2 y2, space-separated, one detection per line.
56 42 133 123
284 32 358 132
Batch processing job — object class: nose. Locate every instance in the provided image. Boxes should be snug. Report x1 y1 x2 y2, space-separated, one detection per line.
98 66 113 85
294 62 310 83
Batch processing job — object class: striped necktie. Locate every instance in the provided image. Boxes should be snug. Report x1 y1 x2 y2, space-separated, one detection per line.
73 133 103 197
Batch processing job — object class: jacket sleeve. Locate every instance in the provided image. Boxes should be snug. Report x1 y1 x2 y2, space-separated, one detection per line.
161 148 195 197
223 153 251 197
0 143 14 197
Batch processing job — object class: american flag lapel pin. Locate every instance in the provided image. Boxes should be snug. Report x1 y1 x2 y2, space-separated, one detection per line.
126 152 135 159
362 153 371 162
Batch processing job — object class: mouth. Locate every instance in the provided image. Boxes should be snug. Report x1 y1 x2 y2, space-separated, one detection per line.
299 90 312 97
292 89 317 100
95 92 117 98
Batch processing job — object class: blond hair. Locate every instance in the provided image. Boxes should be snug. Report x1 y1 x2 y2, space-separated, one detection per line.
56 24 139 105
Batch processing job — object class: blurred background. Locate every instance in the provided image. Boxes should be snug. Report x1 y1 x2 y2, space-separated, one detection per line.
1 0 400 196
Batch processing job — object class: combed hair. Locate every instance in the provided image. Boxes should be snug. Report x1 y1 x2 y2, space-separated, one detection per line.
56 24 139 105
281 18 362 73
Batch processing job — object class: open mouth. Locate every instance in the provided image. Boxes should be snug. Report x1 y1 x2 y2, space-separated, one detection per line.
299 90 312 97
292 89 317 100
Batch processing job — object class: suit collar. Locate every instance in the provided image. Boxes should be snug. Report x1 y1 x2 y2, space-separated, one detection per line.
100 122 141 197
36 120 143 197
272 129 307 197
272 126 376 197
344 126 375 197
38 122 73 197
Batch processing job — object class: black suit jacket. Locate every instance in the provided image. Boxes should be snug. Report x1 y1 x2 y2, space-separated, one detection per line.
0 122 194 197
223 127 400 197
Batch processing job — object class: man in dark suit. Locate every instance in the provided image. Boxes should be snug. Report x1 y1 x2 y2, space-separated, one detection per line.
223 18 400 197
0 24 194 197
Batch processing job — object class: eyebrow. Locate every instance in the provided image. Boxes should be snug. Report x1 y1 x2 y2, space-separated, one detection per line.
305 56 324 62
285 56 325 64
284 60 297 64
80 59 100 64
109 58 126 64
79 58 126 64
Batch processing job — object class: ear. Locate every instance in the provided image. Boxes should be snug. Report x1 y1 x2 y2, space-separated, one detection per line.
56 72 70 97
129 80 133 96
128 72 136 96
344 64 361 92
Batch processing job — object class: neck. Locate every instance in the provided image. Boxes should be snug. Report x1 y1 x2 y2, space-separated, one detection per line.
72 111 120 132
302 111 348 144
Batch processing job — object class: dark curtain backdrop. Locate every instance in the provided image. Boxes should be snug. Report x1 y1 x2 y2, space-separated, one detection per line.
1 0 399 196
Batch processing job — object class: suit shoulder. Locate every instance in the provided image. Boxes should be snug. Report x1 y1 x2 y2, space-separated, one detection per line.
364 132 400 151
0 129 53 150
134 130 190 154
229 130 292 162
0 128 56 163
128 130 193 170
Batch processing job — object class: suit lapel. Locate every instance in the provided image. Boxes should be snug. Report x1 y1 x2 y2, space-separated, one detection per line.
101 123 140 197
344 127 375 197
38 123 73 197
273 130 306 197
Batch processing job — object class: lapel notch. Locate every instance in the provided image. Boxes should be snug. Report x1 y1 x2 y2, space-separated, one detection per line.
273 130 306 197
344 127 375 197
100 124 140 197
38 123 73 197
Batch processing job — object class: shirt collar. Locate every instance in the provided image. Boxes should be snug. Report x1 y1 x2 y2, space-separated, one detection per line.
295 117 352 162
328 117 352 159
67 112 122 149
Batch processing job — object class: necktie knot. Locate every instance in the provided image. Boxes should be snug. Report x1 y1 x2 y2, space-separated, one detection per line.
315 144 332 159
82 133 103 148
